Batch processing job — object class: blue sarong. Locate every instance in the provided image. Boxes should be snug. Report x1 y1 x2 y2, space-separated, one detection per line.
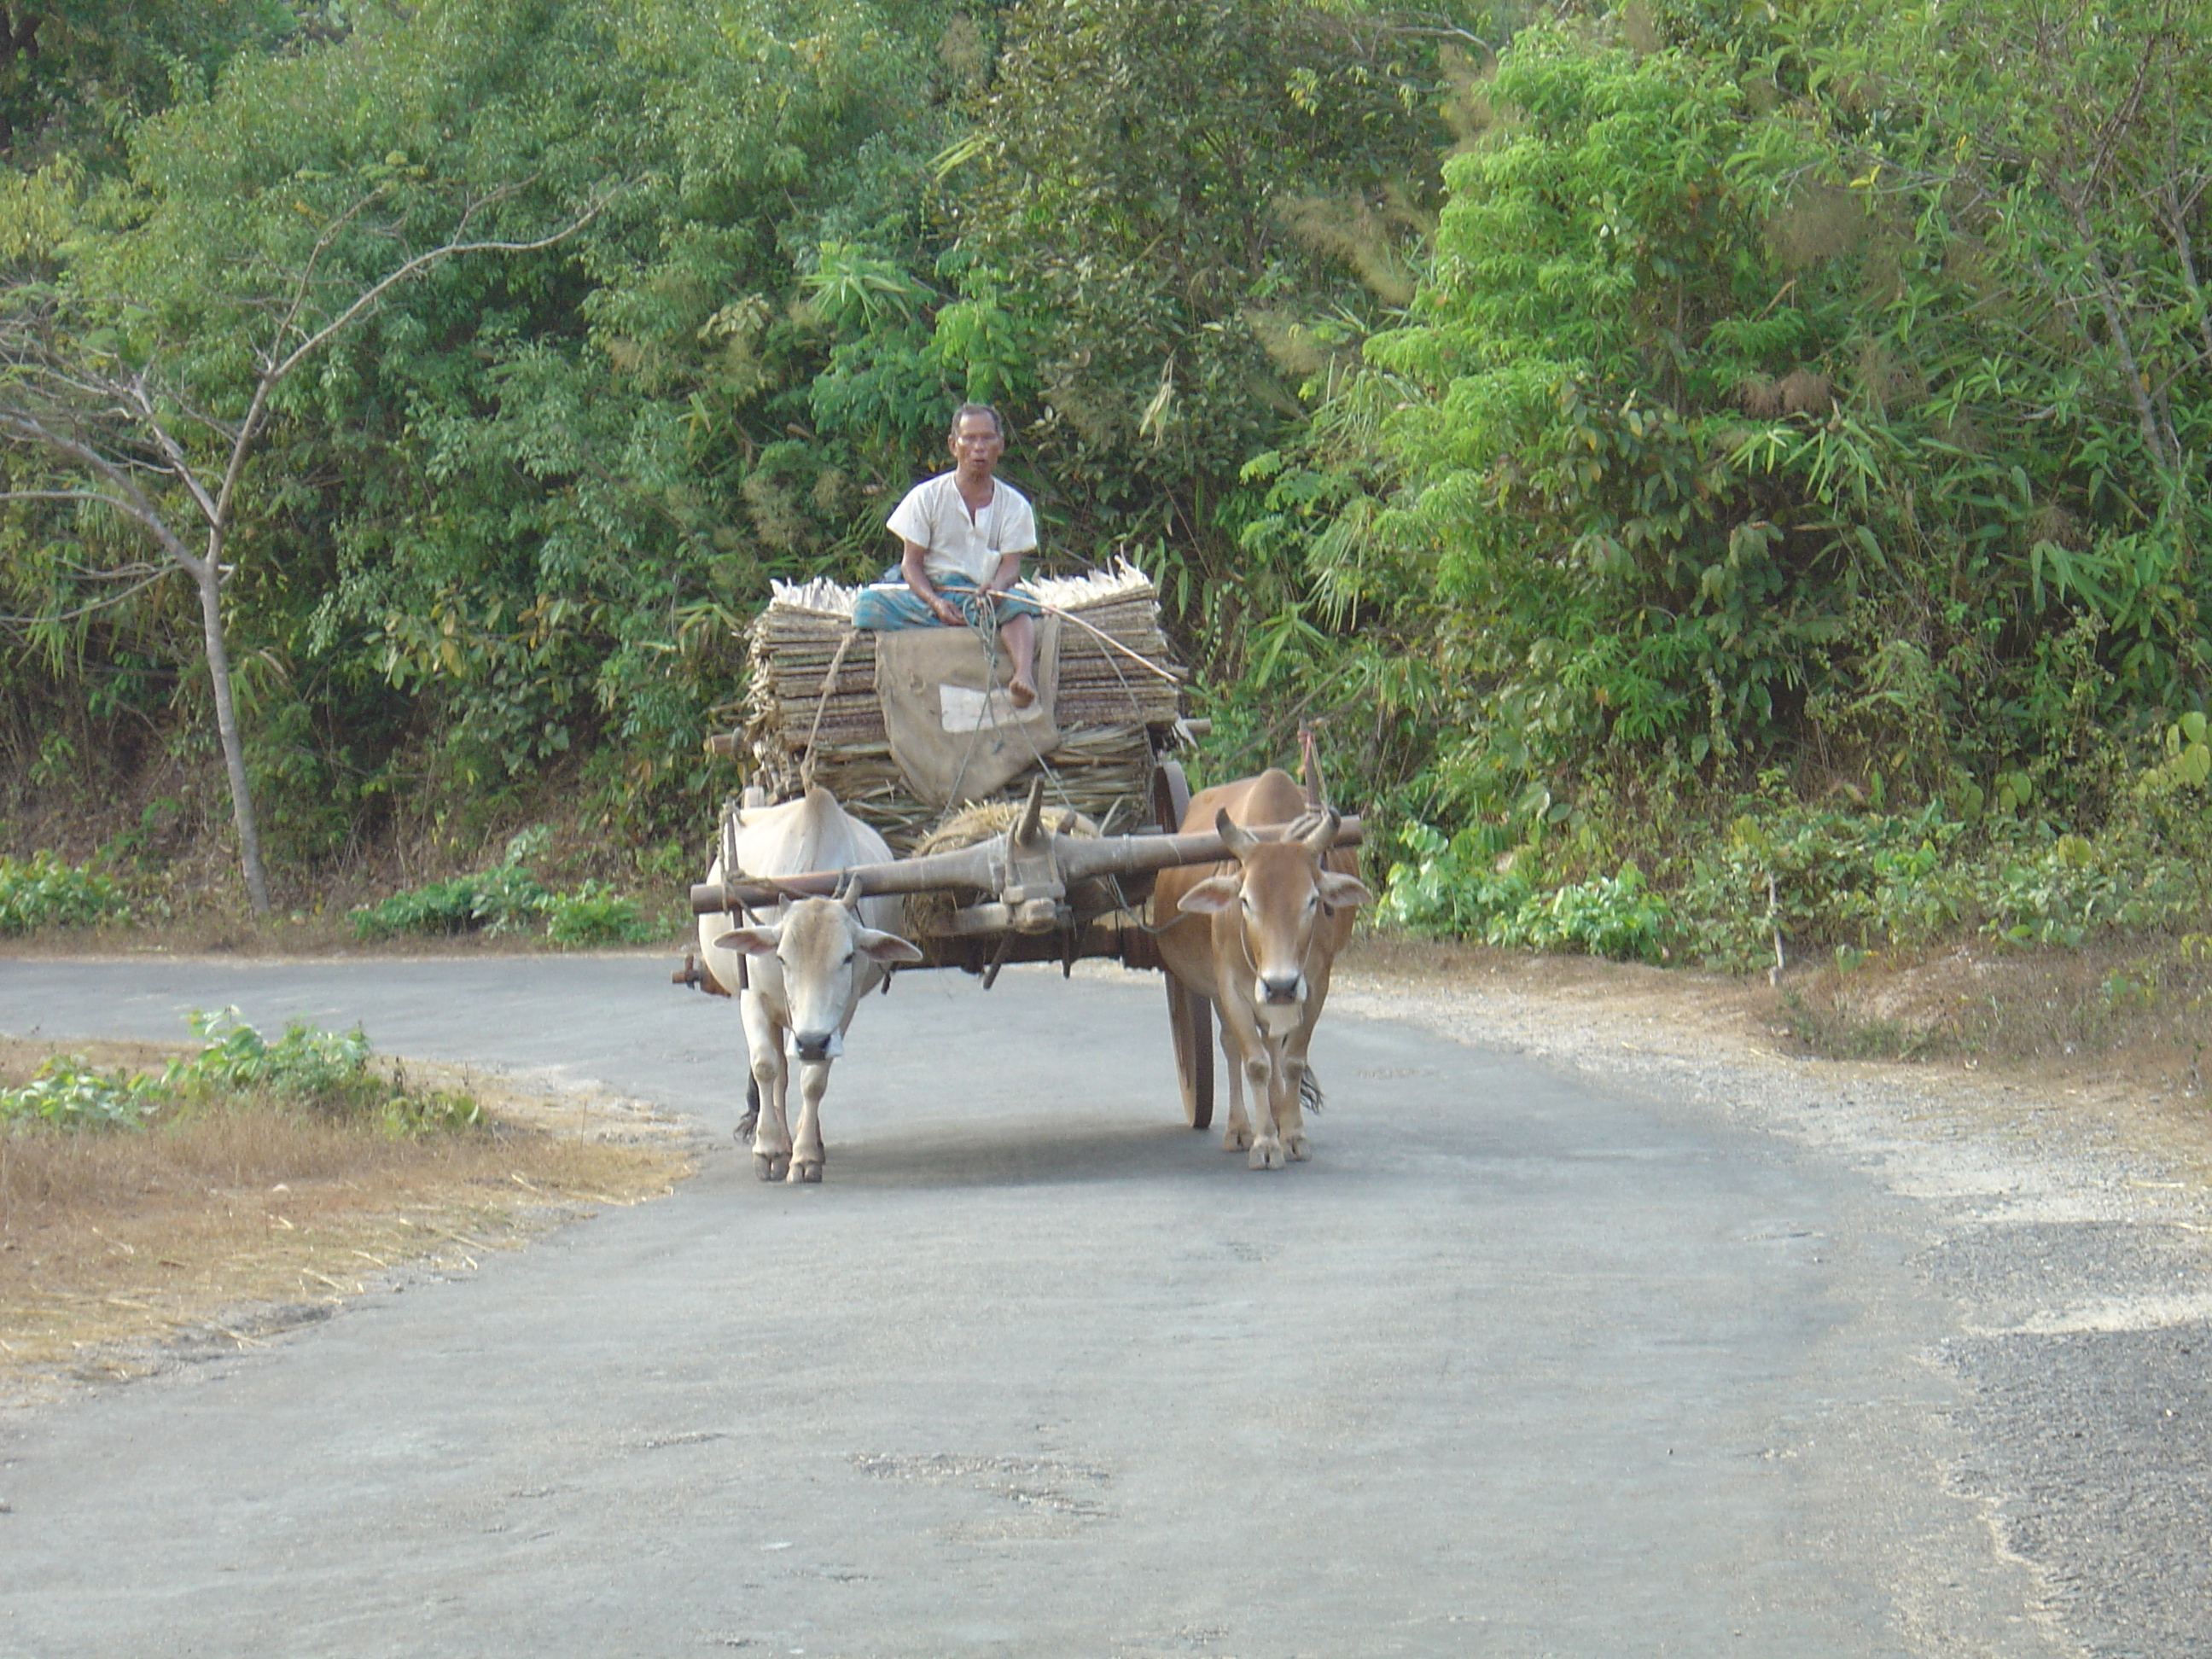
850 570 1042 631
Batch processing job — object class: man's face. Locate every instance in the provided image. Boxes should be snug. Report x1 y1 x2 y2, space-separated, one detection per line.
949 414 1004 473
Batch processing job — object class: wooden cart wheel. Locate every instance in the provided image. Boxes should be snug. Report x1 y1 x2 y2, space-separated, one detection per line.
1167 975 1214 1131
1153 757 1193 837
1152 758 1214 1129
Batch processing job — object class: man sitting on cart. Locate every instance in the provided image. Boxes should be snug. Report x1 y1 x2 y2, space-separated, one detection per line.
852 401 1043 708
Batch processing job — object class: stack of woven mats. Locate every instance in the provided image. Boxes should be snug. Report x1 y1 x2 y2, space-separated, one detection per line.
734 561 1186 851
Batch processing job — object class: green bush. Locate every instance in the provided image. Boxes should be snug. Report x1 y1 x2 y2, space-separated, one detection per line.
543 882 658 946
169 1009 481 1133
166 1007 388 1114
1377 822 1533 940
348 826 556 940
349 825 661 947
1382 741 2212 971
347 864 553 940
0 853 131 934
3 1010 480 1137
1494 865 1671 963
1380 828 1671 963
0 1057 164 1130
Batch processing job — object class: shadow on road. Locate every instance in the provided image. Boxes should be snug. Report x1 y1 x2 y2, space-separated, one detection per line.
725 1117 1266 1191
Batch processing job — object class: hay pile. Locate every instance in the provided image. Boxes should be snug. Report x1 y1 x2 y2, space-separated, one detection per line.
736 562 1185 850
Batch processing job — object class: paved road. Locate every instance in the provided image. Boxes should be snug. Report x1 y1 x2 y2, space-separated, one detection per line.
0 953 2190 1656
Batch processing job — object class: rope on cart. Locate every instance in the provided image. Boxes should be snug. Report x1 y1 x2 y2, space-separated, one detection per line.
797 629 859 796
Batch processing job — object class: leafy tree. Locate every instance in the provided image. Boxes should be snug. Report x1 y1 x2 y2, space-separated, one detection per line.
942 0 1464 560
320 0 969 824
0 4 614 905
1305 3 2212 855
0 188 604 912
0 0 989 876
0 0 307 169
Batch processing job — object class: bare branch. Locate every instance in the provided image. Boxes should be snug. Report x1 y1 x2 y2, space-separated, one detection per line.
0 486 160 521
119 370 223 529
53 559 168 582
209 189 612 534
0 568 173 627
265 189 608 387
262 184 397 373
0 180 614 921
0 408 207 573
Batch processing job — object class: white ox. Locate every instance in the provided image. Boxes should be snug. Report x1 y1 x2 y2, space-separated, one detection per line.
697 787 922 1183
1151 768 1371 1169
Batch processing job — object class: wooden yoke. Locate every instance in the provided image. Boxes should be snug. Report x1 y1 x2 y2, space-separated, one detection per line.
690 777 1364 930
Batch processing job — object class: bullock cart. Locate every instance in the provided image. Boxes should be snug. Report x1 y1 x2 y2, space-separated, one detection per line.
679 566 1362 1132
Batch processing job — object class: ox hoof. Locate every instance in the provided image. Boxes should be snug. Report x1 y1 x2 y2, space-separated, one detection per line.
1249 1141 1287 1171
1284 1132 1310 1162
789 1159 824 1184
1220 1126 1253 1153
754 1152 789 1182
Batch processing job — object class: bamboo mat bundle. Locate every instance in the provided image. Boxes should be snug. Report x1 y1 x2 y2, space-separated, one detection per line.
1027 568 1184 730
736 562 1185 850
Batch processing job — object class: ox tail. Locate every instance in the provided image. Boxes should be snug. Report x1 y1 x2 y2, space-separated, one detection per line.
1299 1067 1324 1115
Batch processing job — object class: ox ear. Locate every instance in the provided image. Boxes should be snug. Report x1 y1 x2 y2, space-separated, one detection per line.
713 924 783 957
1318 870 1373 911
1175 874 1242 916
853 927 926 965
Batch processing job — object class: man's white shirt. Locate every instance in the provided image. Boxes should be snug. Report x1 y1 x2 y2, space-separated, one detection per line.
886 472 1038 586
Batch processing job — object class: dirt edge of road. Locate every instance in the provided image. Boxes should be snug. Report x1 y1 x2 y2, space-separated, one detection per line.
1 1050 702 1409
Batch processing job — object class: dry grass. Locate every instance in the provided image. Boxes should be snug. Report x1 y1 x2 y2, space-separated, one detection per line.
1342 928 2212 1106
1779 939 2212 1094
1 1038 694 1399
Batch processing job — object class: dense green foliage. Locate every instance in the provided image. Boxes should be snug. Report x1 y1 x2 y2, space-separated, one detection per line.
0 849 127 931
1269 0 2212 955
0 1007 480 1132
0 2 310 172
0 0 2206 961
1384 728 2212 969
346 824 656 941
1291 5 2212 803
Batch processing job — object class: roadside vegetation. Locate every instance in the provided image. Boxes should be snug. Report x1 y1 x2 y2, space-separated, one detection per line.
0 1015 690 1394
344 827 658 946
1 1006 480 1132
0 0 2207 1068
0 849 131 934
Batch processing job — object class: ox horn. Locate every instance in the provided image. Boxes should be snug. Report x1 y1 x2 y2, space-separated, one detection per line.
834 870 864 911
1013 776 1048 847
1301 807 1341 858
1216 808 1257 859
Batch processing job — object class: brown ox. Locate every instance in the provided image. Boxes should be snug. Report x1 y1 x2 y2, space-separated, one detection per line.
1152 768 1371 1169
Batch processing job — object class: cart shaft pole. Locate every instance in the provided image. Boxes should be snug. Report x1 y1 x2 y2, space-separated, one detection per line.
691 816 1361 917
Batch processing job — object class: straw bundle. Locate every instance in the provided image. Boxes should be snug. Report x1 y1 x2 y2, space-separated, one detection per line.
735 561 1185 850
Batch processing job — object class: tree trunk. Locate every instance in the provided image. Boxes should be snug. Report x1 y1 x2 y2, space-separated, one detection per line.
195 561 271 917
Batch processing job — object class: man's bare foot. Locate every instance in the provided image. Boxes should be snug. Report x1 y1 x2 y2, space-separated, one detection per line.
1008 678 1036 709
